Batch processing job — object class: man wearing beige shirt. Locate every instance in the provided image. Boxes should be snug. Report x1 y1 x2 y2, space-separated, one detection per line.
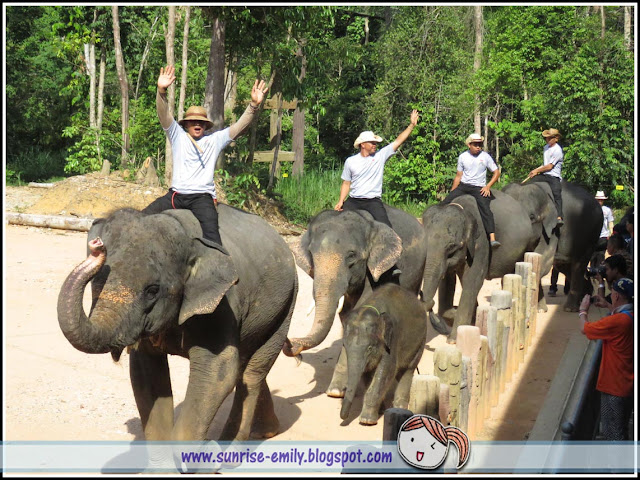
143 65 268 251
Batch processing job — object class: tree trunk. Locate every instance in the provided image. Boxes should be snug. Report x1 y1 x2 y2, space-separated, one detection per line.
292 106 305 177
111 6 130 169
85 42 96 128
268 95 284 190
164 6 176 185
204 16 226 170
97 45 106 131
134 14 160 101
178 6 191 121
624 6 632 51
600 5 605 40
473 6 483 135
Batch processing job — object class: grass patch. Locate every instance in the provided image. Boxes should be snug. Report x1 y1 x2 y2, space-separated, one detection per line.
6 148 67 185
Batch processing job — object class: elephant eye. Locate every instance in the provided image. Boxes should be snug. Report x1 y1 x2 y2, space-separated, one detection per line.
144 284 160 299
346 251 358 266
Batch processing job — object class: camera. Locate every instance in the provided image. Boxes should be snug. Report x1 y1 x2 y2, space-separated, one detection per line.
585 265 606 278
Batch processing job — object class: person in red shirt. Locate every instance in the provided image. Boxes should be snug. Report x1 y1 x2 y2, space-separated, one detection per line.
579 278 634 441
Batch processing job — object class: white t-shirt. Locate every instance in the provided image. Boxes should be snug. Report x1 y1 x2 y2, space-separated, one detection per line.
457 150 499 187
165 120 232 198
341 144 396 198
600 205 614 238
542 143 563 179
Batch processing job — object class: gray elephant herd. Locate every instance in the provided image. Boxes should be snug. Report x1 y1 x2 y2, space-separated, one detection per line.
57 179 602 443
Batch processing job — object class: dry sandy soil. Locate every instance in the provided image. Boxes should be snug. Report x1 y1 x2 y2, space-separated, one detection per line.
4 175 587 451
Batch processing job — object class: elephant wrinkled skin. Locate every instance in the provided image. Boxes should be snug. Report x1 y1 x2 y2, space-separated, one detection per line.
421 191 536 342
57 206 298 443
503 180 603 311
340 284 427 426
286 206 425 396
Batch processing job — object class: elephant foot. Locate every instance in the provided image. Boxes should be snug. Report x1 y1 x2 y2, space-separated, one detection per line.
359 408 380 425
250 414 280 440
563 304 579 313
326 386 346 398
537 299 548 313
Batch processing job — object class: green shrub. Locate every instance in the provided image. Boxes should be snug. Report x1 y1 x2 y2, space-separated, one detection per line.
6 147 66 184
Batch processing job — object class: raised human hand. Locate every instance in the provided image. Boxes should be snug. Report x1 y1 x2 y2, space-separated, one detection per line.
251 79 269 106
410 109 419 126
579 294 591 313
158 65 176 92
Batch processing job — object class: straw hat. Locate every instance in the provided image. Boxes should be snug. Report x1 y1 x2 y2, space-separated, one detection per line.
595 190 608 200
354 131 383 148
178 106 214 130
465 133 484 146
542 128 561 138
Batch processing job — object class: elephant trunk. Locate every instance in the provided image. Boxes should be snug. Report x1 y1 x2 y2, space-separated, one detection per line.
422 255 452 336
286 268 346 356
57 238 118 354
422 255 446 312
340 349 366 420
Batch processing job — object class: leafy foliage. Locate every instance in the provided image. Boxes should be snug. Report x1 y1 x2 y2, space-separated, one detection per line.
5 5 635 214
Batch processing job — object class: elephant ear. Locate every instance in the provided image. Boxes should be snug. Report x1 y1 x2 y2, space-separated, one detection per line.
179 239 239 325
463 210 478 261
367 222 402 282
290 231 314 277
541 201 559 240
380 312 394 355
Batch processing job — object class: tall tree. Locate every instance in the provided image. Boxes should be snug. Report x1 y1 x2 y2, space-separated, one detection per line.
178 6 191 121
111 5 130 169
203 14 226 169
473 6 483 135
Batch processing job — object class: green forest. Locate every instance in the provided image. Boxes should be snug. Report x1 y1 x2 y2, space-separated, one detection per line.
5 5 635 220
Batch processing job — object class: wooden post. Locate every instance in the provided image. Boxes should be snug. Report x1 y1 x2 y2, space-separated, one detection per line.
523 252 543 345
456 325 485 438
434 344 462 428
503 273 525 367
491 290 512 395
409 374 441 418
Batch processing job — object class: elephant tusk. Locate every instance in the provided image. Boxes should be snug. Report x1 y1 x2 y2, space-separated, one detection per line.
306 298 315 317
337 296 345 313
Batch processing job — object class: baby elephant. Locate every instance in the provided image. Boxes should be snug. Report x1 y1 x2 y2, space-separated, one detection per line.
341 283 428 425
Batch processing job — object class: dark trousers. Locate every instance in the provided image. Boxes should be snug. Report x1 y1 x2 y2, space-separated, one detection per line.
530 174 563 219
443 183 496 235
142 190 222 245
600 392 633 441
343 197 393 229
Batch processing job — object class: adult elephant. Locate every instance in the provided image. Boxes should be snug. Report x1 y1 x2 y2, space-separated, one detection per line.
57 206 298 442
286 206 425 397
503 180 603 311
421 191 538 343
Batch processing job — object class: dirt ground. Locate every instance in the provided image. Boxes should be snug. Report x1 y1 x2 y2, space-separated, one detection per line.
4 175 585 446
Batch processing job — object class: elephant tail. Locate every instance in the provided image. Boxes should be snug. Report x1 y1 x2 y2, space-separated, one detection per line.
282 338 303 365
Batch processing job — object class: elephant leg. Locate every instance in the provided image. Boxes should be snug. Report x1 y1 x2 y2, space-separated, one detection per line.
438 271 457 321
393 369 414 410
393 348 423 409
174 344 240 441
565 257 590 312
360 357 396 425
537 280 549 312
224 305 292 441
450 267 486 343
327 345 348 397
129 345 174 441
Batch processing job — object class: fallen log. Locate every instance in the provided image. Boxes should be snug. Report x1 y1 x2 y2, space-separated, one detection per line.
6 213 94 232
27 182 55 188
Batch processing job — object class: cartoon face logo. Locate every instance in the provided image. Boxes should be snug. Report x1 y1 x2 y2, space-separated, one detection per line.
397 415 469 470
